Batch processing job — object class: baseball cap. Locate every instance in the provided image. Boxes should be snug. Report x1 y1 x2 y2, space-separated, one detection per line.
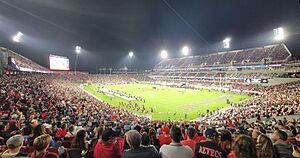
102 128 117 142
6 135 24 149
205 128 219 138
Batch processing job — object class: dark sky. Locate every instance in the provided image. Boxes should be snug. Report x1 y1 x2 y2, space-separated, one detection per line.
0 0 299 72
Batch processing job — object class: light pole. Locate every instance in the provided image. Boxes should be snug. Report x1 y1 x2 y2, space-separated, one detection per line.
160 50 168 59
12 32 23 72
223 37 231 49
274 27 285 41
129 51 134 71
12 32 23 43
182 46 190 56
75 46 81 74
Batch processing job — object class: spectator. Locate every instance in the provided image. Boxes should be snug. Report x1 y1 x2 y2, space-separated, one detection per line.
29 134 59 158
194 131 205 143
149 128 160 150
252 129 261 143
94 128 121 158
71 130 88 151
195 128 227 158
0 135 27 158
181 126 196 152
159 126 193 158
122 130 159 158
219 130 233 153
228 135 257 158
65 125 76 138
21 125 33 141
0 125 10 145
55 123 67 139
29 124 55 147
90 126 103 148
273 130 293 158
30 120 38 128
256 134 278 158
158 127 171 146
95 126 104 140
141 132 150 146
6 122 19 135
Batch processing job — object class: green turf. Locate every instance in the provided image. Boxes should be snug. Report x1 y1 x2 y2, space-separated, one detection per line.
83 83 250 121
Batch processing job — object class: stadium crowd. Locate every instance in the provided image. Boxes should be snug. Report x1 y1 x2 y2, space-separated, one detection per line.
0 73 299 158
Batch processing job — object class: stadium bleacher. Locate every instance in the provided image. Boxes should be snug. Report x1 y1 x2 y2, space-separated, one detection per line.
154 43 291 69
0 47 49 73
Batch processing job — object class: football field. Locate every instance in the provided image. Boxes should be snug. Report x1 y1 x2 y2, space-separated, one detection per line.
83 83 250 120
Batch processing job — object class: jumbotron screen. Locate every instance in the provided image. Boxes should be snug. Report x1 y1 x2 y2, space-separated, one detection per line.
49 54 70 70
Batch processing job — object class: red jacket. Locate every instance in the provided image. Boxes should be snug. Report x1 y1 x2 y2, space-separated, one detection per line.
55 128 67 139
94 141 121 158
181 139 196 153
194 135 205 142
159 134 172 146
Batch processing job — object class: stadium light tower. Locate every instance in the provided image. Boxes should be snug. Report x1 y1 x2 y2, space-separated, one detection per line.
223 37 231 49
75 46 81 54
274 27 285 41
74 46 81 74
128 51 134 71
182 46 190 56
12 32 23 43
160 50 168 59
129 51 134 58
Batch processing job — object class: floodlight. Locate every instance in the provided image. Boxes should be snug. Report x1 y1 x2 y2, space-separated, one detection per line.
74 46 82 74
223 37 231 49
274 27 285 41
12 32 23 43
129 51 134 58
161 50 168 59
182 46 190 56
75 46 81 54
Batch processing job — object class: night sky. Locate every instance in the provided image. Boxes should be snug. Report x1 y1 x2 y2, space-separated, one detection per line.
0 0 299 72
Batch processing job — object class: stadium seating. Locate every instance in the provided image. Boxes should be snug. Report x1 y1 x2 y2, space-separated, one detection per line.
154 43 291 69
0 47 49 72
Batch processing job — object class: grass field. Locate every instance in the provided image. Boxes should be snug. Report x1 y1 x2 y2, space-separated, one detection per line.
83 83 250 121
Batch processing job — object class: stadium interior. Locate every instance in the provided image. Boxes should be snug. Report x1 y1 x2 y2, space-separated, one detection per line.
0 40 300 158
0 1 300 158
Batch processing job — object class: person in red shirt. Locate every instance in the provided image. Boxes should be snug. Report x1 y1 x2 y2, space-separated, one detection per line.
94 128 122 158
194 132 205 142
219 130 233 153
55 123 67 139
227 120 234 128
159 127 172 146
181 127 196 153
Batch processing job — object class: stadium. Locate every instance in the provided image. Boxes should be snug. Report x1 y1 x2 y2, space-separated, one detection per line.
0 1 300 158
